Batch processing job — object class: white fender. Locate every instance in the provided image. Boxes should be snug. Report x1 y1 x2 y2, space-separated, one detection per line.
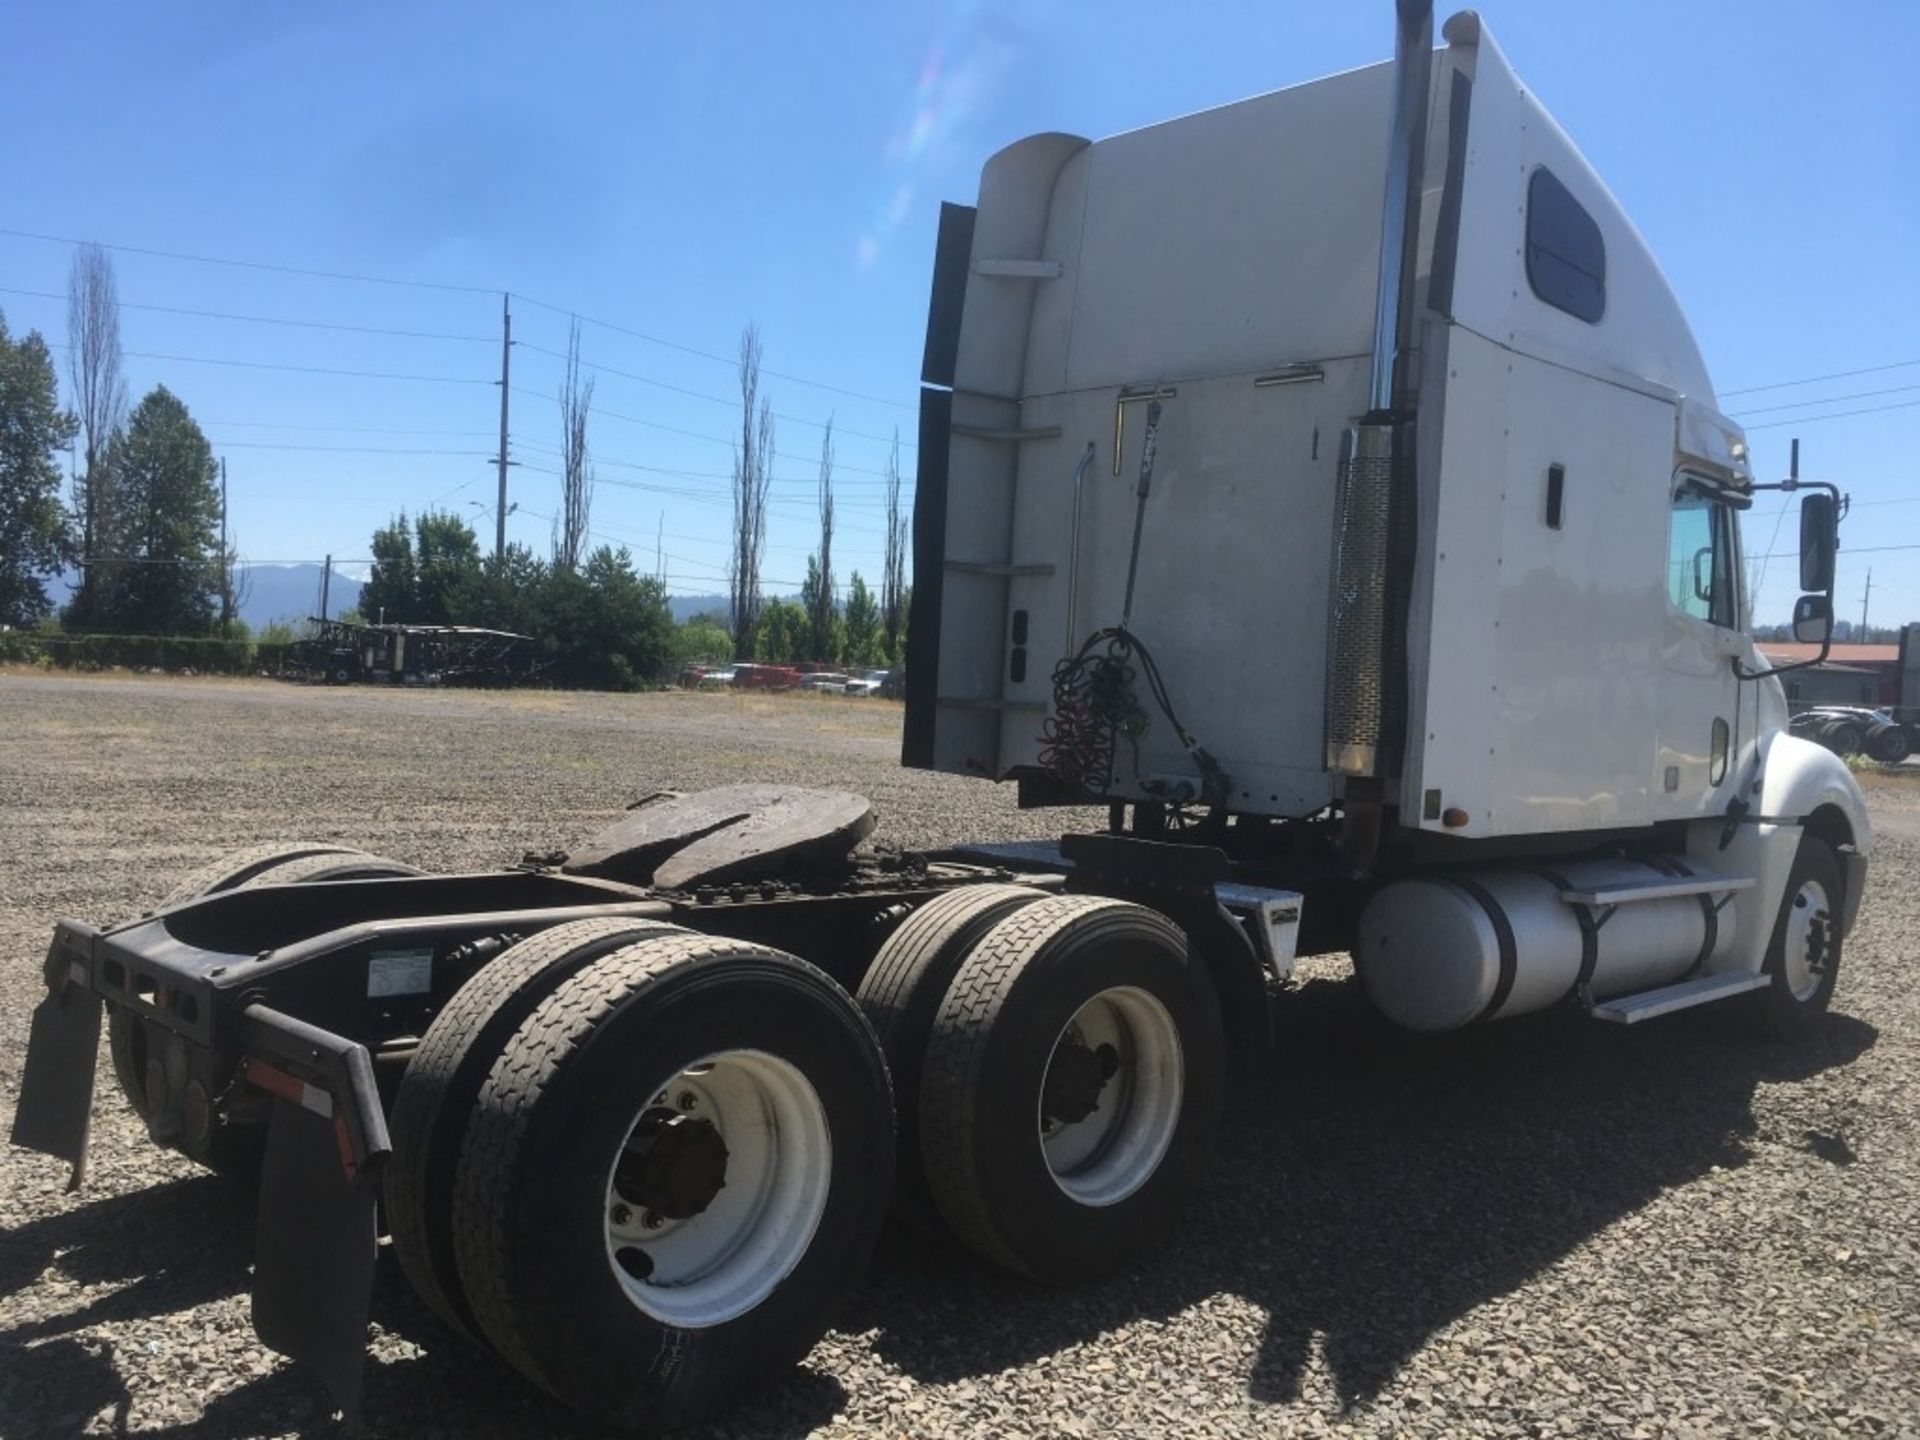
1687 732 1871 976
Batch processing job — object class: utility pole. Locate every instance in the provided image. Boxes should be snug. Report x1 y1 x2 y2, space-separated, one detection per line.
219 458 232 630
1861 567 1873 639
495 293 512 563
320 553 332 622
656 511 664 584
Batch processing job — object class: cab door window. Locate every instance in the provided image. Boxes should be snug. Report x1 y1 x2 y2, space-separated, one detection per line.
1667 489 1738 628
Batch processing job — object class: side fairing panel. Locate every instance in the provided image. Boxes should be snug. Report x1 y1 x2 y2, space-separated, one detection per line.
1405 329 1673 834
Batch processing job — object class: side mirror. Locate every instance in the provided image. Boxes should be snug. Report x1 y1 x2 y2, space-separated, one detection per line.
1800 493 1837 592
1792 593 1832 646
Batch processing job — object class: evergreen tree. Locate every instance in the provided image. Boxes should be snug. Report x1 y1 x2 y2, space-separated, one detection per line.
103 387 221 634
539 545 674 688
415 509 482 625
361 515 416 623
844 572 879 669
0 312 78 627
754 598 808 664
447 543 547 637
797 555 843 664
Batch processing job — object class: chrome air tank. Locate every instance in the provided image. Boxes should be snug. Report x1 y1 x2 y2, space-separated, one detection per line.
1356 858 1740 1032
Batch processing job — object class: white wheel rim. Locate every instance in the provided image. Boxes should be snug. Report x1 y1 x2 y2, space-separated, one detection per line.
1037 986 1183 1207
1782 877 1834 1003
602 1050 831 1328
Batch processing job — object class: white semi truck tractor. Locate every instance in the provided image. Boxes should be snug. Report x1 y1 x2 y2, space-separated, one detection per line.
904 3 1867 1033
10 3 1868 1429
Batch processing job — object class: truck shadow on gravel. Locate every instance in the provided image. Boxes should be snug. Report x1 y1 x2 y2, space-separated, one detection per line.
0 980 1874 1437
0 1171 846 1440
857 974 1877 1411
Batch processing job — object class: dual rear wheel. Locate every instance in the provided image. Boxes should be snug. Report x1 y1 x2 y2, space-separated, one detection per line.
388 920 893 1429
394 890 1225 1424
135 846 1226 1425
859 890 1225 1283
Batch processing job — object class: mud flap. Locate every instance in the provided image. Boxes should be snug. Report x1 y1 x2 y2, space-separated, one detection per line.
241 1005 391 1423
252 1098 379 1421
9 929 103 1190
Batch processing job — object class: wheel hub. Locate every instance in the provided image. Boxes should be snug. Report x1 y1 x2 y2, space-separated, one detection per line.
613 1110 730 1219
1043 1037 1120 1126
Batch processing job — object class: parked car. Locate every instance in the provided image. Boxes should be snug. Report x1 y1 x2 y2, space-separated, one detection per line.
732 663 802 690
844 670 891 697
798 671 850 691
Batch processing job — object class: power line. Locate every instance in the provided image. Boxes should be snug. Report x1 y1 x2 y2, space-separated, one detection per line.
509 385 898 480
1723 357 1920 398
1728 382 1920 418
0 226 496 296
1745 399 1920 431
45 340 488 385
0 226 914 412
205 420 496 438
1752 542 1920 559
510 292 913 412
212 442 492 456
513 340 913 451
0 286 493 342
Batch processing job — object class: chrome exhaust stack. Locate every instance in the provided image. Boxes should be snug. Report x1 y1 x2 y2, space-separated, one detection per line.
1324 0 1433 779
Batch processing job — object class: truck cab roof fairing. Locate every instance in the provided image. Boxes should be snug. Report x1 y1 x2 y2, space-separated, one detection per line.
1442 15 1719 413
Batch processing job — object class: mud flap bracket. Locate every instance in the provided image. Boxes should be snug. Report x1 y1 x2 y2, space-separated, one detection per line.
241 1004 391 1423
9 922 104 1190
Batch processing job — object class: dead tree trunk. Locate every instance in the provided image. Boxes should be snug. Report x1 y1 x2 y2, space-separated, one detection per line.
556 318 594 571
882 427 907 661
66 243 127 625
729 326 772 659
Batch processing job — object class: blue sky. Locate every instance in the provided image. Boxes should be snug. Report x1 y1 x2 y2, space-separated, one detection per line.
3 1 1916 624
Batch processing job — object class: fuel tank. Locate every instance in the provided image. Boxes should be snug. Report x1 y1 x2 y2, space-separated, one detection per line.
1357 857 1741 1032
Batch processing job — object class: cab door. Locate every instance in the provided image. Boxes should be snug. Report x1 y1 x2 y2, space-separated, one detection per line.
1654 478 1746 816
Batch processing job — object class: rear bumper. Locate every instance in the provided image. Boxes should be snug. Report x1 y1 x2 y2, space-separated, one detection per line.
10 919 391 1419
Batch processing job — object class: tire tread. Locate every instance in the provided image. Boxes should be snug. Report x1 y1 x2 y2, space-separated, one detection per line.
386 916 683 1337
918 894 1146 1273
451 932 845 1396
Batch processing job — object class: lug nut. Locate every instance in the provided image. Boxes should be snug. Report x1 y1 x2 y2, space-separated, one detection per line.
610 1203 632 1226
643 1211 665 1230
677 1091 697 1111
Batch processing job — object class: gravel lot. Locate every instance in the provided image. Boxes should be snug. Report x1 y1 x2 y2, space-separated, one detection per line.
2 672 1916 1439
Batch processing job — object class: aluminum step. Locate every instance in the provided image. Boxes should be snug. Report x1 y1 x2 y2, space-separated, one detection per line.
1559 873 1754 906
1590 971 1769 1024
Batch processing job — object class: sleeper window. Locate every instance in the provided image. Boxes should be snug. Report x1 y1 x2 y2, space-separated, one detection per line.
1526 167 1606 323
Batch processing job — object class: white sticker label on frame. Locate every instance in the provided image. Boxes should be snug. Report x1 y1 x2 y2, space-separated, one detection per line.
368 948 434 998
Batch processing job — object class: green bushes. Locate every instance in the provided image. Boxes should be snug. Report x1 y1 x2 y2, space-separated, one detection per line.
0 630 291 674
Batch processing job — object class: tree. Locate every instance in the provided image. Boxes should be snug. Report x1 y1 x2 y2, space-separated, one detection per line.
881 427 908 662
539 545 675 689
0 312 79 626
673 614 733 668
809 418 836 662
728 326 773 660
555 318 594 572
753 597 807 664
65 244 128 628
448 542 547 637
844 571 880 669
104 386 222 634
797 555 842 665
362 514 417 623
414 509 482 625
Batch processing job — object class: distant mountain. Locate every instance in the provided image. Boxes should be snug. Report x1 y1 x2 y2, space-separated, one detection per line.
664 593 803 624
239 564 363 628
668 593 730 624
